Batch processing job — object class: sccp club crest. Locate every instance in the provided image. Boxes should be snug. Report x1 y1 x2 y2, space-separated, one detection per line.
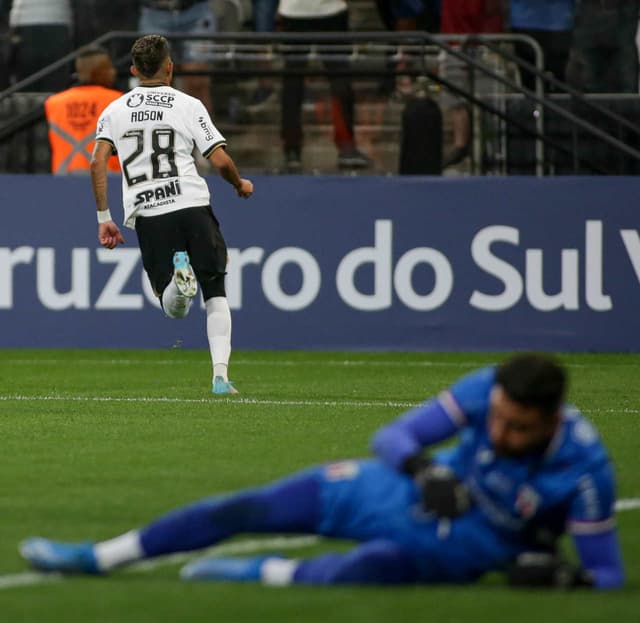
126 93 144 108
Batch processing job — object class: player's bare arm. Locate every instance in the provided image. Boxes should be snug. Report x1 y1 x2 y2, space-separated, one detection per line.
91 140 124 249
209 146 253 198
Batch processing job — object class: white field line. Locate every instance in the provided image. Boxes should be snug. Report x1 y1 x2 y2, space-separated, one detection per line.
0 395 418 409
615 498 640 511
1 358 638 369
0 571 62 589
1 503 638 592
1 393 639 414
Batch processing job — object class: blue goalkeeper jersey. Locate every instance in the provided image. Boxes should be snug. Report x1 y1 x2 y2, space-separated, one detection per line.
374 367 617 545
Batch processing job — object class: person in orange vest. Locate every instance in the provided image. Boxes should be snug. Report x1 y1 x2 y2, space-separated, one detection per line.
45 46 121 174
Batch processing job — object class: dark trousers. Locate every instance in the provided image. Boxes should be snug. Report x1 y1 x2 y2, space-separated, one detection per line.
280 10 355 151
9 25 73 91
567 1 640 93
512 28 572 92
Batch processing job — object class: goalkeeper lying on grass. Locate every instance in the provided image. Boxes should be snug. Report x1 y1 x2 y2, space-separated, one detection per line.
21 353 624 589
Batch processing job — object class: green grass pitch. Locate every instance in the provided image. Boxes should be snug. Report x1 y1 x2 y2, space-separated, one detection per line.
0 349 638 622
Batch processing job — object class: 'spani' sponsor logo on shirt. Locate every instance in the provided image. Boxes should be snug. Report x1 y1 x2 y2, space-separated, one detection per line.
133 180 182 208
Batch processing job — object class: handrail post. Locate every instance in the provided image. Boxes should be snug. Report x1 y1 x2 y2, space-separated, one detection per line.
533 42 545 177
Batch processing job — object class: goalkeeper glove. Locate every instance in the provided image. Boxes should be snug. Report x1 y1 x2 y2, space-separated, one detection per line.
402 455 471 519
507 552 594 589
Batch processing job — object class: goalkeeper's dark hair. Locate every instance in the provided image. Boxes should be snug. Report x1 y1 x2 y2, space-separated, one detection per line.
495 353 567 418
131 34 170 79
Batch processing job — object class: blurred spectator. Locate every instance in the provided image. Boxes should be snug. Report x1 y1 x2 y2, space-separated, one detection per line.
72 0 139 47
509 0 576 91
246 0 279 110
44 47 121 174
384 1 503 167
375 0 439 32
567 0 639 93
71 0 139 91
8 0 74 91
440 0 504 167
0 0 11 89
441 0 502 33
253 0 278 32
138 0 217 112
374 0 440 97
279 0 371 172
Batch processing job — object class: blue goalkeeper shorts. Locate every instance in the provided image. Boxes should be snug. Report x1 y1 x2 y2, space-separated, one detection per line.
314 459 521 582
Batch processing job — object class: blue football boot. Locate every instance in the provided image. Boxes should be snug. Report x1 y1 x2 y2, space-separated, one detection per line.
172 251 198 298
212 376 239 395
180 555 270 582
19 537 101 575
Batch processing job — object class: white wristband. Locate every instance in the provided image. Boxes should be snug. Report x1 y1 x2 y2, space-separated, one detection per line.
97 209 112 224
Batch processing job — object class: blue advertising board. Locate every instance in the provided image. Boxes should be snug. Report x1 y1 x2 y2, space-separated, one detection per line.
1 174 639 351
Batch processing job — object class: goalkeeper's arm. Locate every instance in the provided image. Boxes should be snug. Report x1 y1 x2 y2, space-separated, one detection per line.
371 397 460 470
573 528 625 589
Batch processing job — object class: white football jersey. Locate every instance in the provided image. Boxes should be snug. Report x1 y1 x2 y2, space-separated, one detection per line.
278 0 347 18
96 85 226 228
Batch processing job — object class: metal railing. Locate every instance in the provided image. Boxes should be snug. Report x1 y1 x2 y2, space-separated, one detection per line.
1 31 639 175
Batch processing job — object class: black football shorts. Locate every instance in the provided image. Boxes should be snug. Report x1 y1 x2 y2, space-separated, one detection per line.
135 205 228 301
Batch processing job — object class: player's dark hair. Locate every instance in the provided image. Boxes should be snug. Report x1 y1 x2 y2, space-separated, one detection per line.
495 353 567 418
131 34 170 79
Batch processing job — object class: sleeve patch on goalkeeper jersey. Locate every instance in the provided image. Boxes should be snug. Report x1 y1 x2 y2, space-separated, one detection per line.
568 517 616 535
438 390 467 427
324 460 360 481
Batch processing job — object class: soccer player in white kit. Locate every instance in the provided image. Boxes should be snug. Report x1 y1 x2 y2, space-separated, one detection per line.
90 34 253 395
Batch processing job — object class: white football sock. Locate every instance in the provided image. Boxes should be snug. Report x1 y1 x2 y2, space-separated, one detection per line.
94 530 144 571
162 278 193 319
261 558 299 586
206 296 232 381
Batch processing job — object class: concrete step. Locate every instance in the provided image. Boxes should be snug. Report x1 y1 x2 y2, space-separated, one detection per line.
233 94 406 127
221 118 457 175
221 121 397 173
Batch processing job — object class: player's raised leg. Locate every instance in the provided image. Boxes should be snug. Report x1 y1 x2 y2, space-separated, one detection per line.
161 251 198 318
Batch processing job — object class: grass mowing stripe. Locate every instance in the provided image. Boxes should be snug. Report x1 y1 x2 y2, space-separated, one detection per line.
0 359 491 367
2 358 639 369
